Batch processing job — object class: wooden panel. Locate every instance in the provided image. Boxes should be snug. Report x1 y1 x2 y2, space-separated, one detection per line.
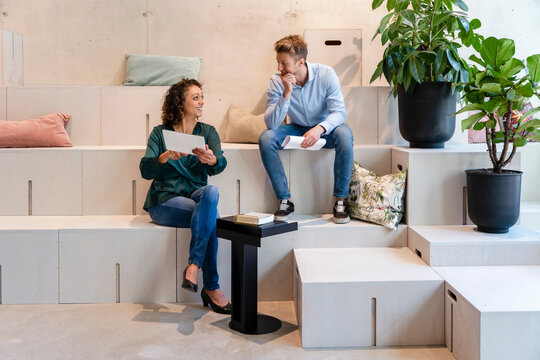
59 227 176 303
100 87 169 146
7 87 101 145
82 148 149 215
304 29 362 86
0 149 83 215
2 30 23 86
0 229 58 304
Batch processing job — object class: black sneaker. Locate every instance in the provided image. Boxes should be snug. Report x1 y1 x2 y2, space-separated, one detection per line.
274 200 294 221
333 200 350 224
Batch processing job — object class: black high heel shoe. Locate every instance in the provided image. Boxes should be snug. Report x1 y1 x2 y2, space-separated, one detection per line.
181 266 198 293
201 289 231 314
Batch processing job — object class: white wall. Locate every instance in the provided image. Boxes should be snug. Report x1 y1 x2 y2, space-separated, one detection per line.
0 0 389 133
466 0 540 62
0 0 538 134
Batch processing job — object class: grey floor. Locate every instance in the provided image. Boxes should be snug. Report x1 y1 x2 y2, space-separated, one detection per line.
0 301 454 360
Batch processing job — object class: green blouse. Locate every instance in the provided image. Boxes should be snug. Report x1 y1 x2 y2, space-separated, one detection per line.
139 123 227 211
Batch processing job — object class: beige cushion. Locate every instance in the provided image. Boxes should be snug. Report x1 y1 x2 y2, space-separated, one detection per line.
224 105 267 143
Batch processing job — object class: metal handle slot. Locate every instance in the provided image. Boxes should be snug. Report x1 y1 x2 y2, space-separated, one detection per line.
145 114 150 139
28 180 33 215
396 164 403 171
116 263 121 303
132 180 137 215
324 40 342 46
450 302 454 352
415 249 422 258
462 186 467 225
371 297 377 346
447 289 457 302
236 179 241 214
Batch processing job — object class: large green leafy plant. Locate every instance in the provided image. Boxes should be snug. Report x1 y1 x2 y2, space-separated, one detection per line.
457 37 540 173
370 0 481 94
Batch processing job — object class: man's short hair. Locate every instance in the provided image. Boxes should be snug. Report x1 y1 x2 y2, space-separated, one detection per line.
274 35 308 61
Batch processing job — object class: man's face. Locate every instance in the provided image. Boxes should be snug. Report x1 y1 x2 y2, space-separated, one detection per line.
276 52 303 76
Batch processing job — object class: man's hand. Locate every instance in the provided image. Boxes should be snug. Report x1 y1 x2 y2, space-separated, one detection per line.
193 145 217 166
301 125 325 148
280 73 296 100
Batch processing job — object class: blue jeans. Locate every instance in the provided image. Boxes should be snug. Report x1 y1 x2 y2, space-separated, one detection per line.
259 123 354 199
147 185 220 291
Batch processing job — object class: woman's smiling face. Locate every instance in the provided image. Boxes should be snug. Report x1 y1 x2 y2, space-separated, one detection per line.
182 85 204 118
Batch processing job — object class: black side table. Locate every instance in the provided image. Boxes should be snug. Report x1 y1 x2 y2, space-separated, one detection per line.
216 216 298 335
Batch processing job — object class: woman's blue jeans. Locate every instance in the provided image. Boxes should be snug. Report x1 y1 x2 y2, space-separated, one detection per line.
147 185 220 291
259 123 354 200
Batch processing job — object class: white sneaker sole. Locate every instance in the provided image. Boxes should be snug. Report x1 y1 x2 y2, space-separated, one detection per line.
332 216 350 224
275 214 292 221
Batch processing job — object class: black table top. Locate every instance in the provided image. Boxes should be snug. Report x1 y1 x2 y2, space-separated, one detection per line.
216 216 298 247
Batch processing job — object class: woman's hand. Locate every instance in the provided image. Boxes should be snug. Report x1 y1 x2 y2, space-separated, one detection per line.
193 145 217 166
158 150 187 164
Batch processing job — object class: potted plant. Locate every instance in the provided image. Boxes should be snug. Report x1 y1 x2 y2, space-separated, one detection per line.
457 36 540 233
370 0 482 148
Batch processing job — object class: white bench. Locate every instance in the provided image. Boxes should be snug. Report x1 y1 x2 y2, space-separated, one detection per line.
0 214 407 304
436 265 540 360
521 201 540 231
1 86 404 147
0 145 395 217
408 225 540 266
0 215 176 304
392 144 522 226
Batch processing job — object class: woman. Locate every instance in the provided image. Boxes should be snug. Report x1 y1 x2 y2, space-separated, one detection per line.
140 79 230 314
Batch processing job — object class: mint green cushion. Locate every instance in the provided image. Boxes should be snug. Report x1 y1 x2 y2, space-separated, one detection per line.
122 54 202 86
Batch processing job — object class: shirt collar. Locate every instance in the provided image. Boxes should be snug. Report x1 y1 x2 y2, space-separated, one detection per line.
293 61 313 88
305 61 314 84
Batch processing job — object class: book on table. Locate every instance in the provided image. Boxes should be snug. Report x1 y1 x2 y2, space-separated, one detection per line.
233 212 274 225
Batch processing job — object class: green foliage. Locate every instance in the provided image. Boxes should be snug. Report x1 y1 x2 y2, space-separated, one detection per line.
370 0 482 95
458 37 540 173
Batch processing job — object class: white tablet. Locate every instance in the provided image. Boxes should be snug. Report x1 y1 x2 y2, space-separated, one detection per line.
162 129 206 154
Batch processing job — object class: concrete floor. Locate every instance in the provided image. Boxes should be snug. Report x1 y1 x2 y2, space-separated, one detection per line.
0 301 454 360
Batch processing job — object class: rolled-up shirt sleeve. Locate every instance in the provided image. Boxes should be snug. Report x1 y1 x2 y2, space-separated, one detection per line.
318 68 346 134
139 128 178 180
205 127 227 176
264 77 290 130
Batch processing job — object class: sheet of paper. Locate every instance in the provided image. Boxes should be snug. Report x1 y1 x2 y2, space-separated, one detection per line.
162 129 206 154
281 135 326 150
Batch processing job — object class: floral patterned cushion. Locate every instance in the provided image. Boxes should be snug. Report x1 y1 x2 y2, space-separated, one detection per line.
347 162 406 229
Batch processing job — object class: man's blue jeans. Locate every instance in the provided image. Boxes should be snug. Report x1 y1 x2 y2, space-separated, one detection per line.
147 185 220 291
259 123 354 200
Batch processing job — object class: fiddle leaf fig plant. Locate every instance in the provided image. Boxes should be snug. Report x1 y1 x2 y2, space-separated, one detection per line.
456 37 540 173
370 0 482 95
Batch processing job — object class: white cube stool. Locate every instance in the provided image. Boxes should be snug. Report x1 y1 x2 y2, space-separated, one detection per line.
294 247 444 348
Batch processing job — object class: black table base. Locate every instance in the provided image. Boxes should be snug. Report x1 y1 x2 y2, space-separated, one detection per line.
216 217 297 335
229 314 282 335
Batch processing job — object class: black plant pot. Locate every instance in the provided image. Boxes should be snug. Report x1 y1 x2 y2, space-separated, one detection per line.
398 82 456 148
466 169 522 234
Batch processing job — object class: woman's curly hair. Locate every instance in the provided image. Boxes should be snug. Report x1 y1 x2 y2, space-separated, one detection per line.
162 79 202 127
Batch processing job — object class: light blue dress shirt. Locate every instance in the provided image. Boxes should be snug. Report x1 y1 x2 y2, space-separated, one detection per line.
264 62 346 133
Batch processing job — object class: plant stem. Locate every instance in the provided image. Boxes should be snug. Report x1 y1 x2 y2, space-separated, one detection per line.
486 126 497 169
497 102 513 173
428 0 435 80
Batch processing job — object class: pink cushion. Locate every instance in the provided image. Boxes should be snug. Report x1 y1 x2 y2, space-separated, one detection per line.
0 113 73 148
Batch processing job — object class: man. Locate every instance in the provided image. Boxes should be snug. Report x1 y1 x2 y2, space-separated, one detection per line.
259 34 354 224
